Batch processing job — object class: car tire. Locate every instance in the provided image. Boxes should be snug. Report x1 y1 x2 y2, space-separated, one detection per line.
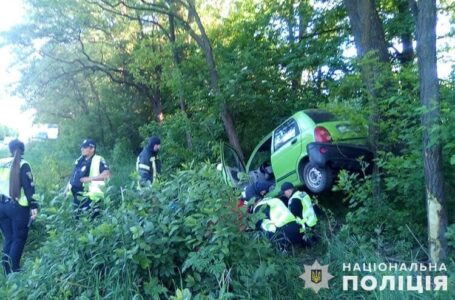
302 162 333 194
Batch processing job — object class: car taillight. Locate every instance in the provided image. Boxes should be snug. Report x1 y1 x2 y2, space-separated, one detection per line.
314 126 332 143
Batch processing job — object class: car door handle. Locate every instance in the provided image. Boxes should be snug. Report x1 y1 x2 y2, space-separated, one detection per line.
291 139 297 145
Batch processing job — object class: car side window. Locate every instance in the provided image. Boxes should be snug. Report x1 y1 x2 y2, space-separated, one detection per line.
273 119 300 151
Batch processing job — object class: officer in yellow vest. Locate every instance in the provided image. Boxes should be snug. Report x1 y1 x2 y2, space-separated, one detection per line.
288 191 318 232
136 136 161 187
67 139 110 218
0 139 39 273
280 182 318 245
253 198 303 249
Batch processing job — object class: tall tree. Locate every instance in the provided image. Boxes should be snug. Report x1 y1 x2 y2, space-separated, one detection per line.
92 0 245 159
416 0 447 264
168 13 193 149
343 0 390 199
186 2 244 160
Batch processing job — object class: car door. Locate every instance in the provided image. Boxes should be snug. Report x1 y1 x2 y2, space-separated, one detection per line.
270 118 302 186
219 143 247 188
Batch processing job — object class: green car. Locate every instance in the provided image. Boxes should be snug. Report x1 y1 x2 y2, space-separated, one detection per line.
220 109 373 195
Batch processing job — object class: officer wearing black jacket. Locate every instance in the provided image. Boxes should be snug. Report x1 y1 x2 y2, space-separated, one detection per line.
67 139 110 218
241 180 273 213
0 139 39 273
136 136 161 187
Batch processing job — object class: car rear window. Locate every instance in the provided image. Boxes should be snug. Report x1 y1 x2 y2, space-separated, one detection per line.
305 110 338 123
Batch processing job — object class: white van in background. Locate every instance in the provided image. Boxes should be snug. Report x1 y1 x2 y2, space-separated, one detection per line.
47 124 59 139
31 124 59 140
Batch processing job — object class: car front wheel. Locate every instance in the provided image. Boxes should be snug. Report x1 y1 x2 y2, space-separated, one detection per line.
302 162 333 194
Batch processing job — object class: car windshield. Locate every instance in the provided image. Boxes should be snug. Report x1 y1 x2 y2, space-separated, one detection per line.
305 110 338 123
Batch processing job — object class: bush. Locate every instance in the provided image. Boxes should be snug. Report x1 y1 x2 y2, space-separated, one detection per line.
0 164 307 299
0 161 453 299
26 140 76 199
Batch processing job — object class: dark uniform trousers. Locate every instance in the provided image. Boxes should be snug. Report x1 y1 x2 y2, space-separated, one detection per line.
72 191 99 219
266 221 303 250
0 196 30 273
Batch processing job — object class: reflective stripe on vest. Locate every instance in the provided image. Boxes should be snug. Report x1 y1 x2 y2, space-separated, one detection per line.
0 157 31 207
289 191 318 229
254 198 295 232
83 154 105 201
150 156 157 182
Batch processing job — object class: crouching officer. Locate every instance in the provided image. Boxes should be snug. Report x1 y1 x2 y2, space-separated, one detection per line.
67 139 110 218
136 136 161 188
0 139 39 273
289 192 317 230
278 181 295 206
280 182 318 244
253 198 302 250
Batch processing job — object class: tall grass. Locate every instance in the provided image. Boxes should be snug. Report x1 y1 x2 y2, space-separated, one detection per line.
0 141 453 299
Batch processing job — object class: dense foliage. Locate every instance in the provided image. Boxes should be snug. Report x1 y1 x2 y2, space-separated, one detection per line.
1 147 453 299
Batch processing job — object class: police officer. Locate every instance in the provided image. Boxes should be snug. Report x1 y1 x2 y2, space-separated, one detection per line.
0 139 39 273
136 136 161 187
67 139 110 217
278 182 295 206
278 182 318 231
287 190 318 233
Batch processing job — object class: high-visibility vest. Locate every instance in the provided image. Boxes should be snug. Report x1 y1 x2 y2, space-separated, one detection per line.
82 154 105 201
288 191 318 231
254 198 296 233
0 157 33 207
136 155 158 183
150 156 157 182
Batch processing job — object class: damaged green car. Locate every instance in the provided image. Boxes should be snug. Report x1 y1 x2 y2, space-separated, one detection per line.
220 109 373 195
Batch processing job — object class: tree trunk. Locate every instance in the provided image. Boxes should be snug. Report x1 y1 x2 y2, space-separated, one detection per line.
288 3 299 91
169 13 193 149
343 0 390 200
188 3 245 161
152 65 163 122
416 0 447 264
343 0 389 61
